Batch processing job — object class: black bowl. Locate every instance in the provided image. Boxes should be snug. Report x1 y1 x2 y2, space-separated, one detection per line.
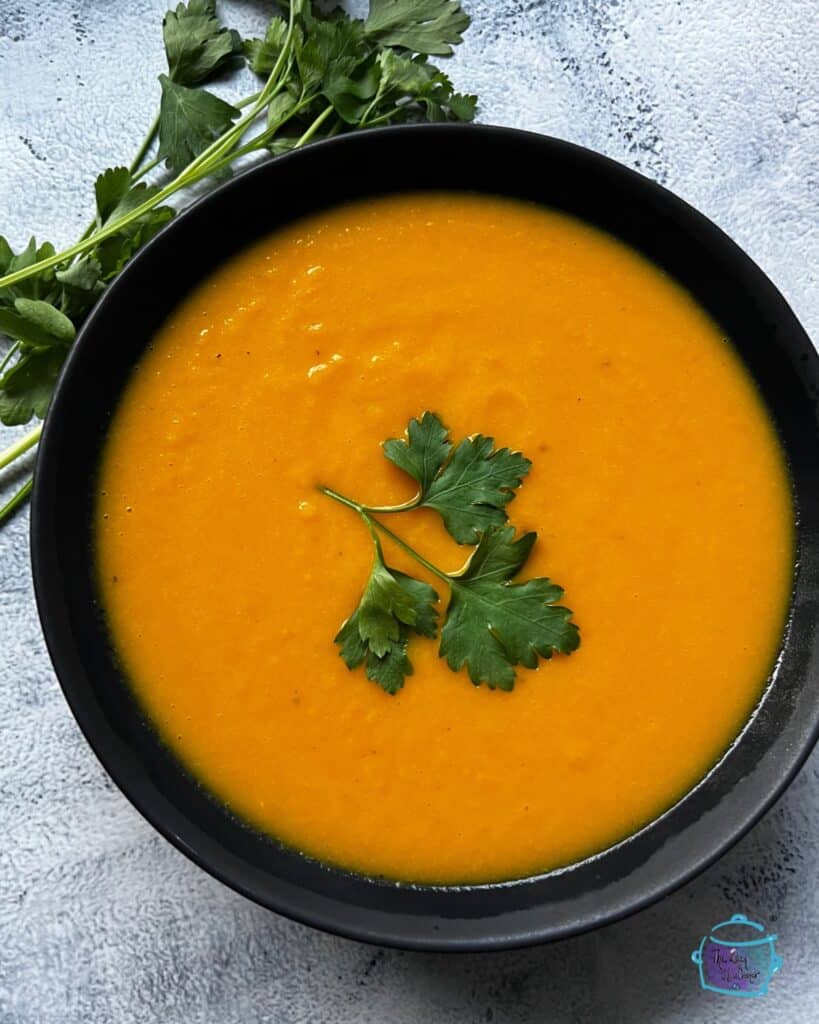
31 124 819 951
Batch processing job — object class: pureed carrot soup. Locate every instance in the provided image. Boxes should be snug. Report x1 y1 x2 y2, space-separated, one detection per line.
96 193 793 884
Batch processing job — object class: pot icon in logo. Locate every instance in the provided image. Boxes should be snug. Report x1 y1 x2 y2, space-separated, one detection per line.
691 914 783 997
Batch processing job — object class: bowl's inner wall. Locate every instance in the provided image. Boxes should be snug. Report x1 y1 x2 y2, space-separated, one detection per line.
33 127 819 948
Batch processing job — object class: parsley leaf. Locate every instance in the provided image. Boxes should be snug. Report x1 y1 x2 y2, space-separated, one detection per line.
163 0 242 86
424 434 532 543
267 85 302 129
93 166 132 222
323 63 381 124
0 185 171 427
384 412 531 543
0 236 77 425
365 0 470 56
338 622 414 695
158 76 240 176
243 17 289 77
0 237 57 304
4 298 75 348
322 413 580 693
336 548 439 694
383 409 451 492
92 172 176 280
370 52 476 123
440 526 580 689
94 203 175 281
296 14 369 96
55 256 104 317
0 303 69 352
0 347 64 425
447 91 477 121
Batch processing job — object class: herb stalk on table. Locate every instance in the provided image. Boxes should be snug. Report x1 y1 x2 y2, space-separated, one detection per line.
0 0 477 525
319 413 580 694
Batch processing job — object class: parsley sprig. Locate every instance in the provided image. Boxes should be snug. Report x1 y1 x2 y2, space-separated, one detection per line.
319 414 580 694
0 1 476 525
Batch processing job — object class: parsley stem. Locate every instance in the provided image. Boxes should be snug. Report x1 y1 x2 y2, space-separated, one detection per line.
0 476 33 526
72 116 165 255
359 507 388 562
315 485 361 514
169 3 298 185
366 517 452 584
210 94 319 169
132 156 162 183
0 423 41 472
64 89 267 276
0 9 300 293
317 485 452 584
359 92 383 129
360 497 420 514
129 113 161 175
130 93 260 183
361 106 404 129
0 340 21 376
295 104 335 147
238 91 262 110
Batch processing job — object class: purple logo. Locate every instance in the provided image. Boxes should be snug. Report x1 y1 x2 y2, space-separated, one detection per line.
691 914 782 998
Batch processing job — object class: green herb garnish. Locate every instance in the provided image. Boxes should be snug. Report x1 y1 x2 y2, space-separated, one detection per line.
0 0 476 525
382 411 533 543
319 413 580 694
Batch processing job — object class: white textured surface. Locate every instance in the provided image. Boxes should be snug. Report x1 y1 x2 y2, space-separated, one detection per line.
1 2 818 1020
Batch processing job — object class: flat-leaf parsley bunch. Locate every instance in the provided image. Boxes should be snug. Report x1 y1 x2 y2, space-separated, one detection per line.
320 413 580 694
0 0 476 524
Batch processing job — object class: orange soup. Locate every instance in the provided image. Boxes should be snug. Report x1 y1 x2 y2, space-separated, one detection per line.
96 193 793 883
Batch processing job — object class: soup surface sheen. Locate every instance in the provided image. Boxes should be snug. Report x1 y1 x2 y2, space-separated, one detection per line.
97 193 793 884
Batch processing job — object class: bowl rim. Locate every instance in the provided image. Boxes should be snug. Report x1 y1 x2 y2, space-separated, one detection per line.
30 122 819 951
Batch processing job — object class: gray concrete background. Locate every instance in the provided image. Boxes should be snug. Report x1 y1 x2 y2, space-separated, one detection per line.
1 1 817 1021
